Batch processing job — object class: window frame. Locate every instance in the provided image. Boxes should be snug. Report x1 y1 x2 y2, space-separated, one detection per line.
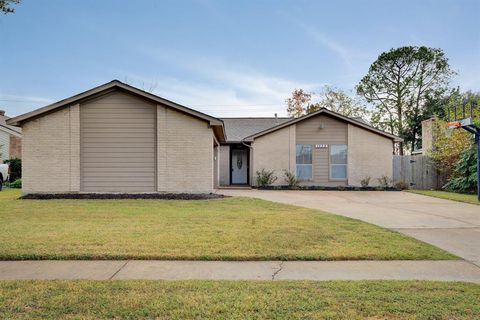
296 144 313 181
329 144 347 181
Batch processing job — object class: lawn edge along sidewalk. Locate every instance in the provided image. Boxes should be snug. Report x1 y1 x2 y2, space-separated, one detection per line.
0 260 479 283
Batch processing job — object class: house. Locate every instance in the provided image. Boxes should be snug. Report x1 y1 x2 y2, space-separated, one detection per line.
7 80 401 194
220 109 401 187
0 110 22 162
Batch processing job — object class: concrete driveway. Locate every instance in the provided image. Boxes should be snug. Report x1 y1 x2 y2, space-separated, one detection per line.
218 189 480 266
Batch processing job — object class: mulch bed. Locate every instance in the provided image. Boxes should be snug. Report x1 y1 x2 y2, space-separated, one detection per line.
257 186 400 191
21 193 227 200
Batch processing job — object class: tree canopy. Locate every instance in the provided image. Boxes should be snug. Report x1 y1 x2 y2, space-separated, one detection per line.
0 0 20 14
356 46 454 154
286 86 370 120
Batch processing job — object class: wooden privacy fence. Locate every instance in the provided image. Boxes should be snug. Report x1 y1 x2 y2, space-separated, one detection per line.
393 155 446 190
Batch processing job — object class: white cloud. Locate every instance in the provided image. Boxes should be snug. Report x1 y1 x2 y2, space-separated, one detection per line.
297 22 352 66
121 48 324 117
0 94 54 116
0 94 53 104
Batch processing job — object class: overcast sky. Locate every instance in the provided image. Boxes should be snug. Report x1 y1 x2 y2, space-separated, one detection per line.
1 0 479 117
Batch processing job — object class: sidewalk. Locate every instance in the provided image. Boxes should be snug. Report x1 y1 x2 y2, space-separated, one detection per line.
1 260 479 283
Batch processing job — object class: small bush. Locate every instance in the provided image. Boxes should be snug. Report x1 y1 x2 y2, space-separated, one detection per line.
283 170 300 189
9 178 22 189
360 176 371 188
256 169 277 187
377 175 391 189
394 181 409 190
4 158 21 182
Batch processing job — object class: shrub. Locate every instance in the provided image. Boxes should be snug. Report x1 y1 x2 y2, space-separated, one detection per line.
394 181 409 190
283 170 300 189
443 146 477 193
429 120 472 179
360 176 371 188
4 158 21 182
255 169 277 187
9 178 21 189
377 175 391 189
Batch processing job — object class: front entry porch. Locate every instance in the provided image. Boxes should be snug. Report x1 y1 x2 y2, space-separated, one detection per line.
230 144 250 185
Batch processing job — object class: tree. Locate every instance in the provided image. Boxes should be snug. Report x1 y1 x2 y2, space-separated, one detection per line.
356 46 454 154
286 86 370 119
443 88 480 121
306 86 370 119
443 146 478 193
429 120 472 179
1 0 20 14
286 89 311 118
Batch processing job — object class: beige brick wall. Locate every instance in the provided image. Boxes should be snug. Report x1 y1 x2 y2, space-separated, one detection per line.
251 125 295 186
219 145 230 186
9 135 22 159
347 124 393 187
22 107 77 193
70 104 80 191
22 101 214 194
157 105 214 193
421 117 436 155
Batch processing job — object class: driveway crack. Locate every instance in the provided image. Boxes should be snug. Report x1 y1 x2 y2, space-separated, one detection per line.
109 260 130 280
272 261 284 280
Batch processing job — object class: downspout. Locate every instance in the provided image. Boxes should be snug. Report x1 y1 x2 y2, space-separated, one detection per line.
213 132 220 189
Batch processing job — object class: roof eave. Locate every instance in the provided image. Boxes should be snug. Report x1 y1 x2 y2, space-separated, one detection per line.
6 80 224 128
242 108 402 142
0 124 22 137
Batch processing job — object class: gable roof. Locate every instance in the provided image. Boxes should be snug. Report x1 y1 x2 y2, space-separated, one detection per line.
0 114 22 137
243 108 402 142
221 117 291 142
6 80 226 141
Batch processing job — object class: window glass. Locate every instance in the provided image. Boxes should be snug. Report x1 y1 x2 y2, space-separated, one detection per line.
330 145 347 180
296 145 312 164
330 145 347 164
296 165 312 180
296 145 312 180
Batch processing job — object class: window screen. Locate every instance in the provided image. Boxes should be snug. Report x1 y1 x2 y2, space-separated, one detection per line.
330 144 347 180
296 145 313 180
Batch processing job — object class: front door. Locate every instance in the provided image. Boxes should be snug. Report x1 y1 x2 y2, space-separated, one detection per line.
231 149 248 184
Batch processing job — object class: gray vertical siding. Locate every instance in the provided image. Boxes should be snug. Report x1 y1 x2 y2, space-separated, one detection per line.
219 145 230 186
80 91 156 192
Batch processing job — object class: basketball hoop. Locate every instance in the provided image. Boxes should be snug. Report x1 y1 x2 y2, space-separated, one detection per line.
446 121 461 129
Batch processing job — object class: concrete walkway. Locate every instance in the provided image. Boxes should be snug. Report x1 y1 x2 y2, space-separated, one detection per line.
218 190 480 266
1 260 480 283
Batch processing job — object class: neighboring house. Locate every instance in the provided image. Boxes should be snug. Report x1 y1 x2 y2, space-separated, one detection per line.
8 80 401 194
0 110 22 162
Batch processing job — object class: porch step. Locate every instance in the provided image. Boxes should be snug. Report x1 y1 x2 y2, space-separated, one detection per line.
217 185 252 190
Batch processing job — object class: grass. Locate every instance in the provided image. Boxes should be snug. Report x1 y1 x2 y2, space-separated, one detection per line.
0 280 478 319
407 189 479 205
0 189 454 260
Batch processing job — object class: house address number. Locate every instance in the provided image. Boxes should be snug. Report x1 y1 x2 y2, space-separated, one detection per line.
315 144 328 149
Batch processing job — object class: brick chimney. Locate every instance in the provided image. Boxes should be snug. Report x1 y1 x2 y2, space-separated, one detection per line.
0 110 5 125
421 117 437 155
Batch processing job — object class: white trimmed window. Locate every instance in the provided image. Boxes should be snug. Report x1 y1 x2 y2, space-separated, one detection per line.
330 145 347 180
296 144 313 180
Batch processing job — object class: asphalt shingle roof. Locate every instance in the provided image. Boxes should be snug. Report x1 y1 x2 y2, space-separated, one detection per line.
221 117 291 142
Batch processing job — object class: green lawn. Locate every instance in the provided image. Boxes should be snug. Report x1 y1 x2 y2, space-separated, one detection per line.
407 189 479 205
0 189 454 260
0 280 478 319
